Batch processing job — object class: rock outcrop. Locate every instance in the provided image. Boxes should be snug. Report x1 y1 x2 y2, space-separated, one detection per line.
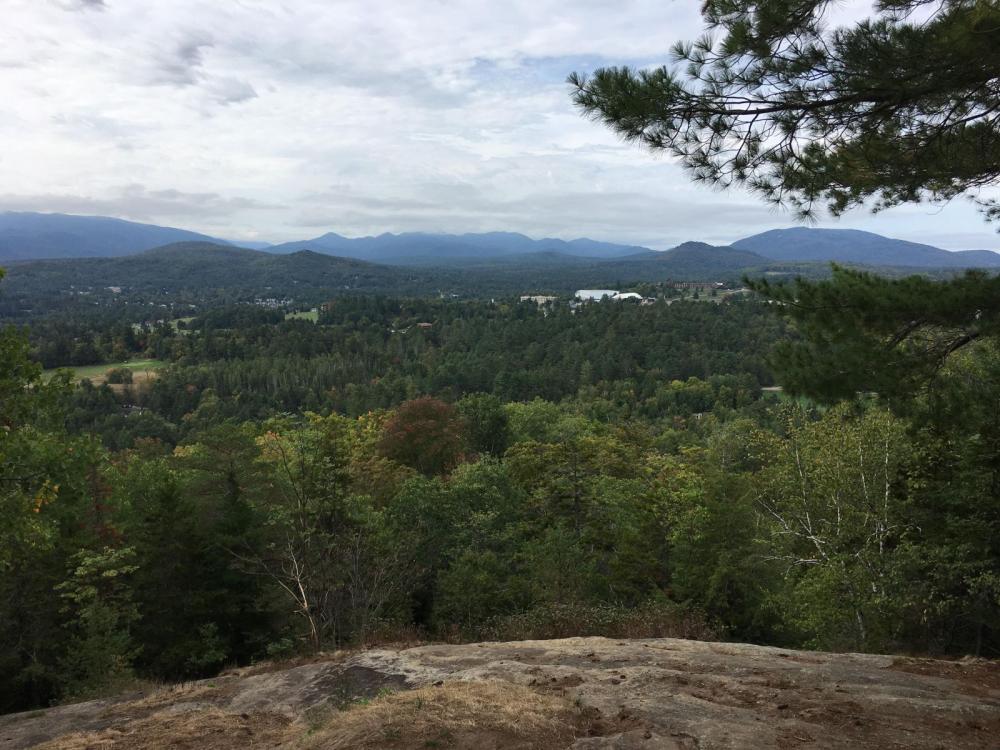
2 636 997 748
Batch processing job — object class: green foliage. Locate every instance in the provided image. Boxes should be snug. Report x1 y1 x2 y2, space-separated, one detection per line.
750 267 1000 404
749 259 1000 654
104 367 133 384
662 436 783 643
750 405 914 649
56 546 139 698
456 392 510 456
0 324 113 709
5 289 1000 715
570 1 1000 221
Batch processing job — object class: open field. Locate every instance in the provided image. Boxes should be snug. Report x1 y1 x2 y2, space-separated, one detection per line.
285 308 319 322
44 358 168 385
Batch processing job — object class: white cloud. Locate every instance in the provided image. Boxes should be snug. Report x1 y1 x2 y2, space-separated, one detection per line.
0 0 997 249
0 184 284 221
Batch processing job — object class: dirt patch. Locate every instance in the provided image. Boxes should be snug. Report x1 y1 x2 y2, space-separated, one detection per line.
31 708 290 750
297 680 594 750
105 370 159 392
889 656 1000 696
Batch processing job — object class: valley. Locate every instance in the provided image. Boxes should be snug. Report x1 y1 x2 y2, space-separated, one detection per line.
4 1 1000 745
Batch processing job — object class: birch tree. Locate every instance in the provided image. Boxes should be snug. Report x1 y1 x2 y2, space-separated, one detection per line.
751 404 912 648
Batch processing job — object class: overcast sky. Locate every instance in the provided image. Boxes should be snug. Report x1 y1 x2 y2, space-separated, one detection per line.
3 0 998 250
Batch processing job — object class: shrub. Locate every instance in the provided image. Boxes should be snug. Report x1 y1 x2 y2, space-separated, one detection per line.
105 367 133 384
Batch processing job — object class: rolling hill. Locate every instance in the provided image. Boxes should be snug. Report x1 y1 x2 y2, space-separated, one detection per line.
0 238 779 320
618 241 771 276
3 230 995 321
1 242 412 294
0 243 454 319
0 212 229 260
733 227 1000 268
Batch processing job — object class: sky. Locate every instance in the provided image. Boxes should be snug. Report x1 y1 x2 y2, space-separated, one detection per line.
3 0 998 250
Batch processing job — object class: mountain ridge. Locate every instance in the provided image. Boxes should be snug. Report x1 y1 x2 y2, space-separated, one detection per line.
734 226 1000 268
0 212 231 260
265 230 654 263
3 212 1000 270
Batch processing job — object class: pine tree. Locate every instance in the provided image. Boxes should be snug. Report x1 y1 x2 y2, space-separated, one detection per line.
570 1 1000 220
748 266 1000 403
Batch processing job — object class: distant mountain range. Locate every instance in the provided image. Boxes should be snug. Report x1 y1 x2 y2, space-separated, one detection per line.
264 231 652 263
0 212 228 260
734 227 1000 268
2 211 1000 271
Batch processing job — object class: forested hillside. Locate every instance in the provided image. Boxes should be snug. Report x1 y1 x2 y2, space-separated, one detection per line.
0 240 798 321
2 238 979 322
3 286 997 714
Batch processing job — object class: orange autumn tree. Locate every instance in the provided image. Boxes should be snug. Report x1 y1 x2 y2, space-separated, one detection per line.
378 397 467 476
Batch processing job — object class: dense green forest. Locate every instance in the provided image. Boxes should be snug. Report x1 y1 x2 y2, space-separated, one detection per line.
62 297 778 446
3 277 998 714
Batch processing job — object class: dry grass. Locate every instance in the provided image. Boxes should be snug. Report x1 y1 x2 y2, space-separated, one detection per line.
105 370 159 394
100 681 222 716
219 652 342 679
297 680 586 750
33 707 291 750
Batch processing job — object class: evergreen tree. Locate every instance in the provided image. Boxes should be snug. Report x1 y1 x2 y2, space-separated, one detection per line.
570 1 1000 220
748 266 1000 403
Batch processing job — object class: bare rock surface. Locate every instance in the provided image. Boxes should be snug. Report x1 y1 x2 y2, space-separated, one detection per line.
2 636 997 749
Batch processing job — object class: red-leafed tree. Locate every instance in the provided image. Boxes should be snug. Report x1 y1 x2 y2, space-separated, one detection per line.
378 397 467 476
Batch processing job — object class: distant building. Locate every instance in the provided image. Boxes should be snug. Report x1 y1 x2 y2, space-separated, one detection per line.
673 282 725 290
575 289 619 301
253 297 293 308
416 322 434 329
612 292 642 301
520 295 558 305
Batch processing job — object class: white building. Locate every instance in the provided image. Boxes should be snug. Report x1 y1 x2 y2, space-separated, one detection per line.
575 289 619 301
612 292 642 301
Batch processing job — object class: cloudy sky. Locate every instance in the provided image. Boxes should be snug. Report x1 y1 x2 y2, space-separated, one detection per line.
3 0 998 249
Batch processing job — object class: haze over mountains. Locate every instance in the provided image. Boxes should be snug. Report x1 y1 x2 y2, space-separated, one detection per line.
0 212 226 260
1 211 1000 270
264 231 652 263
732 227 1000 268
